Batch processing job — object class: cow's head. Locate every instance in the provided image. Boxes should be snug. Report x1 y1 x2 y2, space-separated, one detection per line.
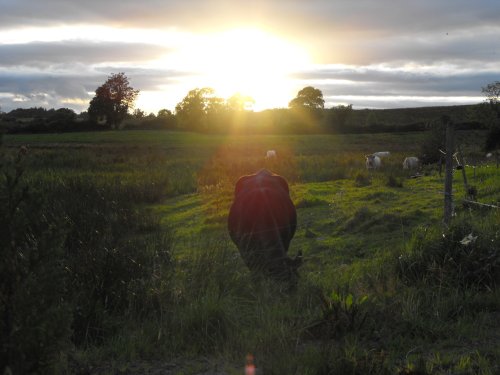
365 154 374 167
365 154 380 169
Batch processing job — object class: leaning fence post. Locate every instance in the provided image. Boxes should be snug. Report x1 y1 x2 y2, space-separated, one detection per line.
444 117 454 225
456 144 468 194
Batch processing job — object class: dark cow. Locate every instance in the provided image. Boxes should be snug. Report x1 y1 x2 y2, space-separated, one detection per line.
228 169 302 283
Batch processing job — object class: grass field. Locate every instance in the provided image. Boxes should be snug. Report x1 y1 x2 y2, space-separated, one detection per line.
2 129 499 374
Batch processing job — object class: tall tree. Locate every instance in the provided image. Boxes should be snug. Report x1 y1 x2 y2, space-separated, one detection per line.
175 87 223 131
329 104 353 131
88 72 139 129
288 86 325 110
481 81 500 151
482 81 500 106
226 93 255 112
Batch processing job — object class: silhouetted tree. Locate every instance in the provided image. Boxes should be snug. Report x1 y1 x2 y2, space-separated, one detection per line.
481 81 500 151
88 72 139 129
157 109 173 118
482 81 500 105
47 108 76 122
175 87 223 131
132 108 145 119
420 118 446 164
226 93 255 112
154 109 176 129
289 86 325 110
328 104 353 132
288 87 325 130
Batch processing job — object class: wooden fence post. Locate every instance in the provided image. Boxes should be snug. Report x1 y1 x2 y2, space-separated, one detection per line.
444 118 454 225
456 144 468 194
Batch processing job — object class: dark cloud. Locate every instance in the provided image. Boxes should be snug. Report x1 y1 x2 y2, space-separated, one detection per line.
294 66 497 95
322 28 500 65
0 41 170 67
0 67 187 112
2 0 500 36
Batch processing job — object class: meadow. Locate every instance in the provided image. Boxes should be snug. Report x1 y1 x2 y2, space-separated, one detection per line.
1 129 499 374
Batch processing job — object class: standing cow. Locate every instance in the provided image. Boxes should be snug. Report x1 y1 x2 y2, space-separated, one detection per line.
372 151 390 158
365 154 382 170
403 156 420 170
228 169 302 283
266 150 277 159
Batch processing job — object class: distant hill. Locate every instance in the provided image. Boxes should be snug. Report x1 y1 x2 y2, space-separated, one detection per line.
350 104 481 129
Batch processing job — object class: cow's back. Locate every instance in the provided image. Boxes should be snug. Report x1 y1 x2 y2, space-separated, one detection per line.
228 169 297 276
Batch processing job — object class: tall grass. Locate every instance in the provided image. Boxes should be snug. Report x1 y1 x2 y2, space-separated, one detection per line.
2 131 499 373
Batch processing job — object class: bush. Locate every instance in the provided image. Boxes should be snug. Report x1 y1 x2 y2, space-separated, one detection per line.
398 213 500 289
41 176 174 344
1 147 177 373
485 125 500 151
420 121 445 164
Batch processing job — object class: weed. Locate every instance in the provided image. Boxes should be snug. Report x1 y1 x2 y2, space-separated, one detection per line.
354 171 371 187
296 195 328 208
344 206 373 232
398 213 500 290
305 288 369 340
386 174 404 188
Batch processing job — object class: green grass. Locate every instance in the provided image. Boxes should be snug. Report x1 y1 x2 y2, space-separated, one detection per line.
2 129 499 374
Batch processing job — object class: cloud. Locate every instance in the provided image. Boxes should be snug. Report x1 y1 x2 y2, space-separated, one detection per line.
1 0 500 112
0 41 170 68
0 66 188 112
3 1 500 35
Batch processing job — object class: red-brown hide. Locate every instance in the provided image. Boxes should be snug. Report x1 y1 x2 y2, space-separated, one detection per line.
228 169 301 281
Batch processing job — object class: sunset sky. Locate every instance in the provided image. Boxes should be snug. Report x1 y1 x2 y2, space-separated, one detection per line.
1 0 499 114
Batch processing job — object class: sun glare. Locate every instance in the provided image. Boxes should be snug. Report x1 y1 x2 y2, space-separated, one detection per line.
165 29 311 110
2 25 312 113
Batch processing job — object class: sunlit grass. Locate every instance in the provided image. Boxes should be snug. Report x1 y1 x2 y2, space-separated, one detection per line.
2 130 499 373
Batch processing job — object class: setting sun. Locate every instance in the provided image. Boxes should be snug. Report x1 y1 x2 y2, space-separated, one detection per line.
163 28 312 110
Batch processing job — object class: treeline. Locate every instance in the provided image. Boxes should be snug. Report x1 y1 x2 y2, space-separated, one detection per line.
0 104 488 135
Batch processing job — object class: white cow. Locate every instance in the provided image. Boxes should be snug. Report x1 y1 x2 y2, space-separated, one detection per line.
372 151 390 158
266 150 277 159
365 154 381 169
403 156 420 170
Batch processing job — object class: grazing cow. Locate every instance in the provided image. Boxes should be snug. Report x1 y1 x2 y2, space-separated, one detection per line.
403 156 420 170
228 169 302 283
372 151 390 158
365 154 381 170
266 150 277 159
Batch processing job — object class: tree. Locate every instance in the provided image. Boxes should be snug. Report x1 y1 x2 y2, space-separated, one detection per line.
288 87 325 131
175 87 223 131
156 109 176 129
328 104 353 132
482 81 500 106
157 109 173 118
88 72 139 129
132 108 145 119
481 81 500 151
288 86 325 110
226 93 255 112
